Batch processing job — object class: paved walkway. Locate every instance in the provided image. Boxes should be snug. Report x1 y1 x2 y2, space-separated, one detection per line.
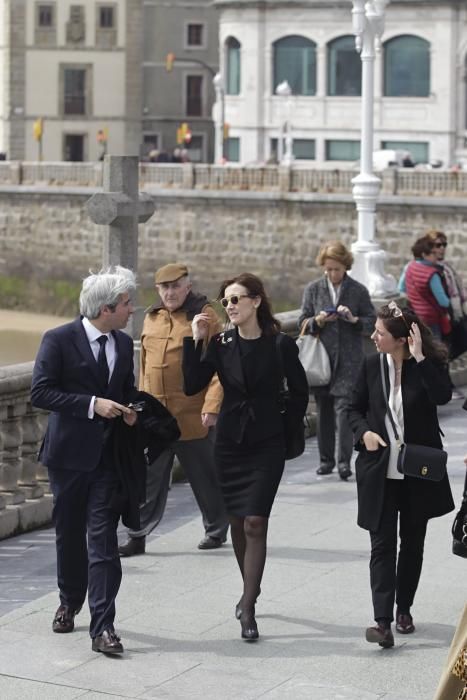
0 399 466 699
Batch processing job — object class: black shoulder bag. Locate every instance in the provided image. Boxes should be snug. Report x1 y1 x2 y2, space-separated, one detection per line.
275 333 305 460
379 354 447 482
452 469 467 558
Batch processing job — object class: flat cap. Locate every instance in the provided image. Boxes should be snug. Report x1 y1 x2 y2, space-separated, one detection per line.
155 263 189 284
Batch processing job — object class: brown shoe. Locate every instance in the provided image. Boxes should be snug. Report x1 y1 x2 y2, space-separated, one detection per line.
92 628 124 654
365 623 394 648
396 611 415 634
52 604 81 633
118 536 146 557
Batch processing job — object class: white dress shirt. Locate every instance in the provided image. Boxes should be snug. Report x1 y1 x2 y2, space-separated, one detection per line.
384 353 404 480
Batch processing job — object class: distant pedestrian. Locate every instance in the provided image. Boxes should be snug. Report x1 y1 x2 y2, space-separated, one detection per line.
118 263 228 557
184 273 308 641
398 235 451 339
348 303 454 649
299 241 375 480
426 230 467 322
31 266 139 655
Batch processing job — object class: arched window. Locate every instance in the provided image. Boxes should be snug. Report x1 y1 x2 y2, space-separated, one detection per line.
327 35 361 96
384 35 430 97
225 37 241 95
273 35 316 96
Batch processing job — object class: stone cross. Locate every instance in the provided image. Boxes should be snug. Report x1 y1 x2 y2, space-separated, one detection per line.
86 155 155 272
86 155 155 341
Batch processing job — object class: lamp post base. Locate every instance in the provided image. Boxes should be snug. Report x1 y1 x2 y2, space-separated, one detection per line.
350 242 398 298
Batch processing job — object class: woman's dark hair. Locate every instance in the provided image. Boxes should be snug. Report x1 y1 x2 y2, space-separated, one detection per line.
218 272 281 336
378 304 448 363
411 235 435 259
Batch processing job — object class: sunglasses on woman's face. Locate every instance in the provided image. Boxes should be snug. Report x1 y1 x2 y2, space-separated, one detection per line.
434 242 447 249
220 294 252 308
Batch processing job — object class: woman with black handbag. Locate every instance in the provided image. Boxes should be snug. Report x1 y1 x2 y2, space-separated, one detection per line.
348 302 455 648
182 273 308 642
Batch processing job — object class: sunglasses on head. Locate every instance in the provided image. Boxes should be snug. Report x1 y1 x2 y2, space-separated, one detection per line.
220 294 253 308
387 301 410 330
434 242 447 248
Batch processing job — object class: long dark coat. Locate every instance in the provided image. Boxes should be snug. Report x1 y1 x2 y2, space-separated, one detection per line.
299 274 376 396
347 353 455 532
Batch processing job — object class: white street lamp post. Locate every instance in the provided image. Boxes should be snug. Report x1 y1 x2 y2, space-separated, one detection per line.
349 0 397 297
213 72 225 165
275 80 294 166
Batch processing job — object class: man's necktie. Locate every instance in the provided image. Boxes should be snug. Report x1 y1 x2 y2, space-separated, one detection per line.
96 335 109 387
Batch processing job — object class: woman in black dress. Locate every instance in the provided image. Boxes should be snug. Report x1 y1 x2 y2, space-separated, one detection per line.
183 273 308 641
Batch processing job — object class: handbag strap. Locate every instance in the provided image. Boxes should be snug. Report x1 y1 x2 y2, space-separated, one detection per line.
379 354 401 444
299 318 311 337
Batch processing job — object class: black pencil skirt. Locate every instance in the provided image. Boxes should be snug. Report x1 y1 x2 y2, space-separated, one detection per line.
214 434 286 517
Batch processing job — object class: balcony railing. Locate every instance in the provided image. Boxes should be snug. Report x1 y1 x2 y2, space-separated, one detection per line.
0 161 466 197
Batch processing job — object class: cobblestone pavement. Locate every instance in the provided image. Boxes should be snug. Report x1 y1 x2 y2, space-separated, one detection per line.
0 397 465 699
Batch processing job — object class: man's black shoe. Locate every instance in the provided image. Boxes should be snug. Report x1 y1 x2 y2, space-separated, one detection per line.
339 467 352 481
92 629 124 654
118 536 146 557
316 466 334 475
52 604 81 633
198 536 225 550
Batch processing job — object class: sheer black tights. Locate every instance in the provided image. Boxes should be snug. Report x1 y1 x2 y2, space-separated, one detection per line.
229 515 268 614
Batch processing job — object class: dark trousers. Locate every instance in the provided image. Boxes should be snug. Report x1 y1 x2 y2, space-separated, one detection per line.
128 434 228 541
369 479 428 622
48 462 122 639
314 392 353 471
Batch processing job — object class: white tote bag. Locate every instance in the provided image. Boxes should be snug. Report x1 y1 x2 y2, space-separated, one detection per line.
296 321 331 387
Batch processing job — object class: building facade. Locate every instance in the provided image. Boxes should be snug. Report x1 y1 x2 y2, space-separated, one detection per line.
142 0 219 163
0 0 143 161
215 0 467 167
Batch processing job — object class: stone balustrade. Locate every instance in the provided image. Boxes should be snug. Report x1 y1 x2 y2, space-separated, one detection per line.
0 161 466 197
0 362 52 539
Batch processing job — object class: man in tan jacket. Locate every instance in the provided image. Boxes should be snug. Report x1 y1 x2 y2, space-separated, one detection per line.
118 263 228 556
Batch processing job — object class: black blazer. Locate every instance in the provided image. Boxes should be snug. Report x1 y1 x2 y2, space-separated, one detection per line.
31 318 136 472
183 329 308 445
348 353 455 531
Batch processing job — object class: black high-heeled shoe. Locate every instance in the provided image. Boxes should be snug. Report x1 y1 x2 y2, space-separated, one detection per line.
240 610 259 641
235 588 261 620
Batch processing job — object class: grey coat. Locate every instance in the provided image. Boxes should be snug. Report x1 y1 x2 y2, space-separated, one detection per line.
299 274 376 396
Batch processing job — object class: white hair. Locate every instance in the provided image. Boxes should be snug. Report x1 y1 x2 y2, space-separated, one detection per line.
79 265 136 319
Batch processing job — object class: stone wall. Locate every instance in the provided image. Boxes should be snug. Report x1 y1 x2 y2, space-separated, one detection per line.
1 187 467 308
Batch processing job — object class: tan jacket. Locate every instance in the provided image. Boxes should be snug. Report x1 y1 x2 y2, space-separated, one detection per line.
139 293 223 441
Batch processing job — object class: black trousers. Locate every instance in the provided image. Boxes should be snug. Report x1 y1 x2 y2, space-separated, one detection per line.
49 459 122 639
369 478 428 622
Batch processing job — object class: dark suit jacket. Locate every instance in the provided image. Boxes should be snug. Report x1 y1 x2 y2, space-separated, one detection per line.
348 353 455 531
183 329 308 445
31 317 136 472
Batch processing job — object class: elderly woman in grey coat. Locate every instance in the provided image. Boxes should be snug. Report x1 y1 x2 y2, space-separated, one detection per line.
299 241 376 480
